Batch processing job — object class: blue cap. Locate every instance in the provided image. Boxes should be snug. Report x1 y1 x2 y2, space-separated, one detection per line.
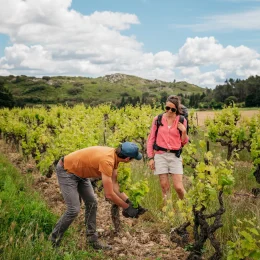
121 142 142 160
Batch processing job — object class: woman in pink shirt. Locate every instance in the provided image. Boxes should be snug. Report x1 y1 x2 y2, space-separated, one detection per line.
147 95 189 202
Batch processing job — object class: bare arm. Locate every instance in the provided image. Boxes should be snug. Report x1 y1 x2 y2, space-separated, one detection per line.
180 128 188 142
147 117 157 158
111 169 128 201
102 172 129 209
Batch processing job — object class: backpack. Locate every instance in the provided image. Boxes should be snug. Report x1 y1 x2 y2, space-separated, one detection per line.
152 113 185 158
180 105 189 135
154 113 185 140
153 108 189 152
154 105 189 139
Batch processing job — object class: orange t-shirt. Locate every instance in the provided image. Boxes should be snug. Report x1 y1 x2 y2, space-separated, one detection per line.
63 146 119 178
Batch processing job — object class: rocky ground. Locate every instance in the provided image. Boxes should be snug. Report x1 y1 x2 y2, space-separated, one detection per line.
0 140 189 260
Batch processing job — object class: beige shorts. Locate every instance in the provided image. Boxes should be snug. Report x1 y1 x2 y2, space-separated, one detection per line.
154 152 183 175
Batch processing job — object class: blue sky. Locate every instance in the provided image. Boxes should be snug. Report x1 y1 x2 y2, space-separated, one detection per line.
71 0 260 53
0 0 260 88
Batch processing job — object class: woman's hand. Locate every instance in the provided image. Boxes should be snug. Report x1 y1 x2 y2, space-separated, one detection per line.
148 159 155 170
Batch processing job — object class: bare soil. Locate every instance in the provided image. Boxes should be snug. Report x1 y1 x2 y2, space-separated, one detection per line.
0 140 188 260
194 109 259 126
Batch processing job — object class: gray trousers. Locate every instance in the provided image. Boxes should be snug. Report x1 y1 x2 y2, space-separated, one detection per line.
51 162 98 246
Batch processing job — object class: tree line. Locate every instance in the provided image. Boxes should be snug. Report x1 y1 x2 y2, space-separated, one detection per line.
0 78 15 108
212 75 260 108
119 75 260 109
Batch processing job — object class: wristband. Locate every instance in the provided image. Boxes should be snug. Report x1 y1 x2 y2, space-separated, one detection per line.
148 157 154 161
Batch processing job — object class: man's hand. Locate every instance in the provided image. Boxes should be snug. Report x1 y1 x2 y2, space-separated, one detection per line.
122 204 139 218
125 199 148 217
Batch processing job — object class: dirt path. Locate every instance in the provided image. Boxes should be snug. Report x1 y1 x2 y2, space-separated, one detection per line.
0 140 188 260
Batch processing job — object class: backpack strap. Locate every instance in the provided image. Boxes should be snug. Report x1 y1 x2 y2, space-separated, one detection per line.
179 115 184 137
179 115 184 124
153 113 164 148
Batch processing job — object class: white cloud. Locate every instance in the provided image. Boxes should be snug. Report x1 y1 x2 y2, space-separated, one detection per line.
181 69 227 87
180 66 201 76
177 37 260 76
177 37 223 66
236 59 260 77
0 69 10 76
0 0 260 88
154 51 177 68
88 11 140 30
174 9 260 31
0 0 144 76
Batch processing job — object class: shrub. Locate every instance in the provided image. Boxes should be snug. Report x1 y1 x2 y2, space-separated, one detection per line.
24 85 46 94
53 82 62 88
67 87 83 95
42 76 51 81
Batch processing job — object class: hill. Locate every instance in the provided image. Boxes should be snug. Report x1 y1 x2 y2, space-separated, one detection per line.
1 74 204 107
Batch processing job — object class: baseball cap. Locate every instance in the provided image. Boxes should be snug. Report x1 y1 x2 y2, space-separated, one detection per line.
121 142 142 160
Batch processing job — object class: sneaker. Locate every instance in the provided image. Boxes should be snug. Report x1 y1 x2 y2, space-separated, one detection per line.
49 234 61 248
51 240 60 248
88 240 112 250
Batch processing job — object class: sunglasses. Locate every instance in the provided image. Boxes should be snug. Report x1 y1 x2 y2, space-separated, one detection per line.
165 106 177 112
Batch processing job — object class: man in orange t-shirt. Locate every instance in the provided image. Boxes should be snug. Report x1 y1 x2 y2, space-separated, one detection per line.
50 142 143 250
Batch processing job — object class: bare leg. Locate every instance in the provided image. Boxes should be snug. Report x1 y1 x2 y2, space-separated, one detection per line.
159 174 170 202
171 174 186 199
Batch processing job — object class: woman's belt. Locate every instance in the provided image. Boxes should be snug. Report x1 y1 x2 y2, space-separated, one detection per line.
153 144 182 157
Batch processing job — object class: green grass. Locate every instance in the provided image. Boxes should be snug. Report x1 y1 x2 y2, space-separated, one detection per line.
0 153 106 260
0 120 259 259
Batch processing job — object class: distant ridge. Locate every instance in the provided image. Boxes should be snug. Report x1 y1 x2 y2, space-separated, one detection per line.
1 74 204 107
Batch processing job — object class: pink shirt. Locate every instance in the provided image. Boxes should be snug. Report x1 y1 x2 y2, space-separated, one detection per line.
147 114 189 158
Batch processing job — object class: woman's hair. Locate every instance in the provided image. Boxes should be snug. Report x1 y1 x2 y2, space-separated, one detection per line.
166 95 181 115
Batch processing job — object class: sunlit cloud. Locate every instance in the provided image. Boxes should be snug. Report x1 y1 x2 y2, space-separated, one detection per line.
0 0 260 88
